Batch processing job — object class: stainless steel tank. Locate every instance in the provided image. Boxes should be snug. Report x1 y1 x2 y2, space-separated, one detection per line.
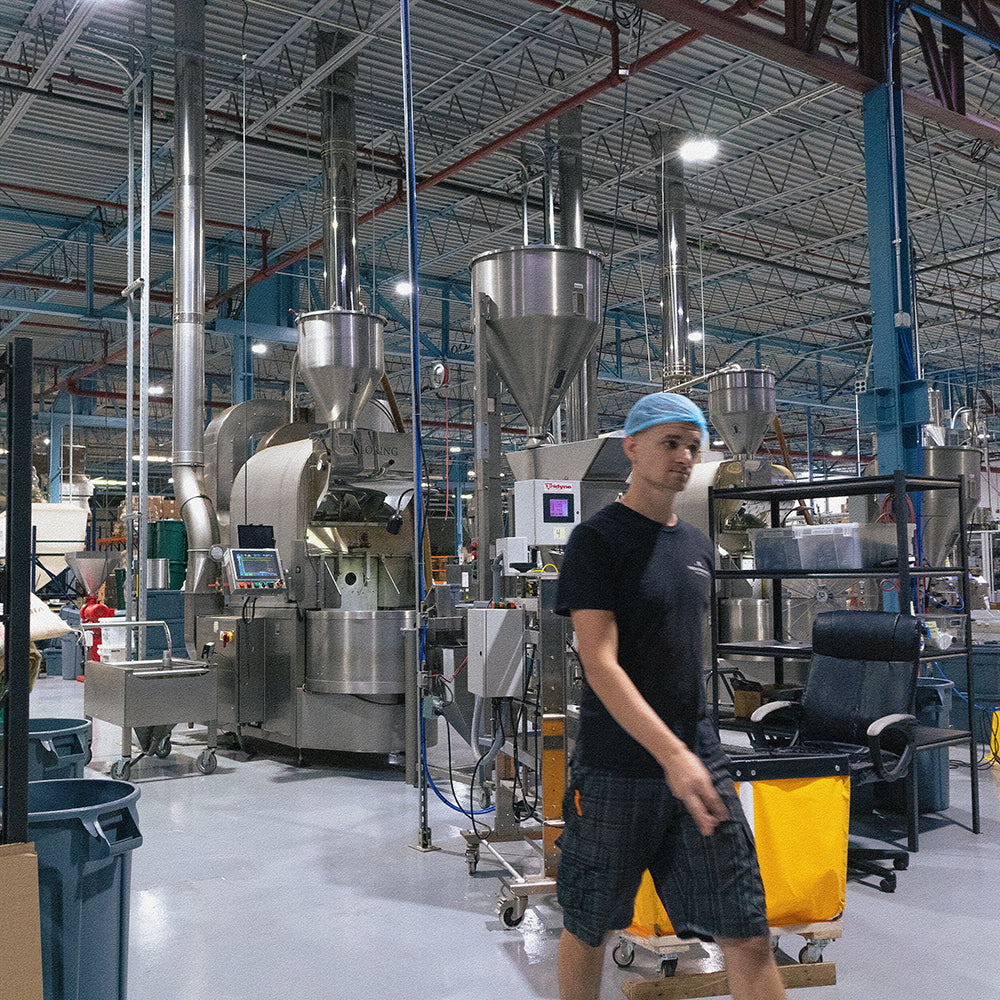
707 368 776 458
921 445 982 566
470 245 602 444
304 609 417 694
295 309 385 429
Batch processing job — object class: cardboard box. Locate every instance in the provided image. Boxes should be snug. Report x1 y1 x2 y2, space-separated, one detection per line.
733 683 803 719
0 842 44 1000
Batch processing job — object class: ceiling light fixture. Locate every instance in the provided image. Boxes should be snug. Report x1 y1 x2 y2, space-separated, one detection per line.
679 137 719 163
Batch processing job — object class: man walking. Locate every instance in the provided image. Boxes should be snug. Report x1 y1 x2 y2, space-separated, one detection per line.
555 391 786 1000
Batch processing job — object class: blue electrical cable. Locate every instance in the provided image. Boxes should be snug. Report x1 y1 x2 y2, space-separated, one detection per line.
420 714 494 816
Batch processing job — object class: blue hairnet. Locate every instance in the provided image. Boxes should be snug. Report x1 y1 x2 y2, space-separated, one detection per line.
623 392 707 436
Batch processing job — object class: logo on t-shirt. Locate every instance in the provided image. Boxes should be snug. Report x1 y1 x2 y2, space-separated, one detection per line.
687 563 711 580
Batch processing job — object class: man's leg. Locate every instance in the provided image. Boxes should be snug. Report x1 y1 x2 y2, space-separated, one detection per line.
558 928 607 1000
717 936 787 1000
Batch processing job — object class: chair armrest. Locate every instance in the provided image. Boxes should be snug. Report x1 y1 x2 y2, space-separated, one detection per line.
749 700 801 750
867 713 917 781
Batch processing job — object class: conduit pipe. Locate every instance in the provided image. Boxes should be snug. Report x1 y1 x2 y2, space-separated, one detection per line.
559 106 596 441
172 0 220 596
653 127 693 388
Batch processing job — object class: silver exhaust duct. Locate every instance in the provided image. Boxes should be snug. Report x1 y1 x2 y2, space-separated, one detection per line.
653 128 693 389
295 31 385 431
172 0 220 599
318 30 360 313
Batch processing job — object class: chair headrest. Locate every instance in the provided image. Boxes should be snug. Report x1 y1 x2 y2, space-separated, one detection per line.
811 610 923 661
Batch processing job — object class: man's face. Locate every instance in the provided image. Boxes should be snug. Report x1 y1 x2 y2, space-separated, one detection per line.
623 421 702 493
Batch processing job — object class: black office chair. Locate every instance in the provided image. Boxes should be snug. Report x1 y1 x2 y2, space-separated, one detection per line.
749 610 923 892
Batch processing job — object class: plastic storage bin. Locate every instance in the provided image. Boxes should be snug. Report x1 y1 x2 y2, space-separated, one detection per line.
18 778 142 1000
795 523 861 570
749 528 801 570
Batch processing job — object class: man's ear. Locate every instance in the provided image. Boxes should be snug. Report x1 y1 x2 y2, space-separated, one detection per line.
622 433 637 462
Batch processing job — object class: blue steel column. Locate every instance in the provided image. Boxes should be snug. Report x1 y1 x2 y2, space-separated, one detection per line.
231 334 253 404
861 80 927 476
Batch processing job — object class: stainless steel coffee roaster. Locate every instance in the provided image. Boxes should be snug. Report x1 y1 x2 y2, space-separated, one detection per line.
191 36 419 756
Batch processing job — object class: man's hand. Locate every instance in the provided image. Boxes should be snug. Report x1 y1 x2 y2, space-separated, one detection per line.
661 747 729 837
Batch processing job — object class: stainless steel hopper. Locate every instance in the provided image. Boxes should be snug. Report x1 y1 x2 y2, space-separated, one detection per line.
295 309 385 430
66 550 122 596
707 368 775 458
471 245 602 446
921 445 982 566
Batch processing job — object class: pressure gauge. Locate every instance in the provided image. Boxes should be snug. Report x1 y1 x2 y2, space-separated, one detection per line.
209 543 226 563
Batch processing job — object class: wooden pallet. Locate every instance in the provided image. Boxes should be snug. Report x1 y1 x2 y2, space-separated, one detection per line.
621 961 836 999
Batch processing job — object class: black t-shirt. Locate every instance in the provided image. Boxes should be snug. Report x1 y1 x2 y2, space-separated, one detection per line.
556 501 715 775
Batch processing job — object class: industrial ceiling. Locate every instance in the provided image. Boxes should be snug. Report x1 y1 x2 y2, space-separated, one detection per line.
3 0 1000 496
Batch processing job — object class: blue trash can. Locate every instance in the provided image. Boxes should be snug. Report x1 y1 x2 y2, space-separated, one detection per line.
42 645 63 676
21 779 142 1000
874 677 953 814
913 677 953 812
28 718 92 780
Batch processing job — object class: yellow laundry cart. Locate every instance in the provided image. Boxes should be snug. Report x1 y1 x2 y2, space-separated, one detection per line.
616 751 850 978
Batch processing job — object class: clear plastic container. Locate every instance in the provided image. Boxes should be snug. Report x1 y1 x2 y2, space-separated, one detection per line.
794 523 861 570
748 528 801 570
858 523 914 568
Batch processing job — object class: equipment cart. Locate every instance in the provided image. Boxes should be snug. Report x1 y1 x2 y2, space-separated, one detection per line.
616 751 849 993
82 619 219 779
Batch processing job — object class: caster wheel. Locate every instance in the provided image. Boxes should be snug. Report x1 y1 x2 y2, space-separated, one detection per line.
798 944 823 964
893 856 909 871
499 897 525 927
110 759 132 781
197 750 218 775
659 958 678 978
612 941 635 968
879 874 896 893
154 736 172 759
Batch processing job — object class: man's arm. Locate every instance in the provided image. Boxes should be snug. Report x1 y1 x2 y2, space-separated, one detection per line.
571 607 727 836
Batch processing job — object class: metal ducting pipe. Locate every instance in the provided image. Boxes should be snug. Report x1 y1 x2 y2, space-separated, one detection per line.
318 29 360 313
172 0 220 601
559 107 597 442
652 128 692 389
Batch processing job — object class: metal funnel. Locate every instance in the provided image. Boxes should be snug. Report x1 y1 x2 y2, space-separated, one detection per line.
921 445 982 565
471 245 602 444
707 368 775 457
295 308 385 429
66 549 122 595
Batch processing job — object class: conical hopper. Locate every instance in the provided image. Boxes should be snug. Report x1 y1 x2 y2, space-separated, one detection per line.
471 245 602 444
295 308 385 429
707 368 775 457
921 445 982 565
66 550 122 596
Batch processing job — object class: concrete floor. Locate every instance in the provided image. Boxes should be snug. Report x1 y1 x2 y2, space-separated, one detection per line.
26 669 1000 1000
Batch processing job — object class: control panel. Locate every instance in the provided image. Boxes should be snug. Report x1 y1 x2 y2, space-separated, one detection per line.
512 479 582 547
223 548 286 591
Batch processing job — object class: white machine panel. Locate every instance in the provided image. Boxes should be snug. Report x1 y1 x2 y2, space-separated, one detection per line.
467 606 525 698
513 479 581 547
495 536 530 574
